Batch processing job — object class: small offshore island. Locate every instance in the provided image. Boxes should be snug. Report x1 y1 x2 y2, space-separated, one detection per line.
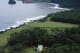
0 9 80 53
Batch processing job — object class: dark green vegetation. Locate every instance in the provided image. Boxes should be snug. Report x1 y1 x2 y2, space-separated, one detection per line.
51 0 80 8
0 9 80 53
6 27 80 53
48 10 80 24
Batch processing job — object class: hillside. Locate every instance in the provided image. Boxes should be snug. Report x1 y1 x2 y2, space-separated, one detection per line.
0 10 80 53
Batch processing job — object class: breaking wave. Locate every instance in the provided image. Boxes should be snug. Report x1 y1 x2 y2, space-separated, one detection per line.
0 16 46 32
48 3 71 10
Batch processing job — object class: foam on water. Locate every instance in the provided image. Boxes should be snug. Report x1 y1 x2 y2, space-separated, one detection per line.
12 16 45 28
0 3 71 32
0 16 45 32
48 3 71 10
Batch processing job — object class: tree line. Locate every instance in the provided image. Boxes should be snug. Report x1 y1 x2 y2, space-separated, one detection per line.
47 10 80 24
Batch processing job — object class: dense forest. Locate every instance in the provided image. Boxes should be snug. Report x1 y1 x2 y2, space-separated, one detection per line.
6 27 80 53
48 10 80 24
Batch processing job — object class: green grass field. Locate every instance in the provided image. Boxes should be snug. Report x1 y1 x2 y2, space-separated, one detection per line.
27 21 78 28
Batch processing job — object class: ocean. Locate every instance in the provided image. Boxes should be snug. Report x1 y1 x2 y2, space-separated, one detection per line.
0 0 70 31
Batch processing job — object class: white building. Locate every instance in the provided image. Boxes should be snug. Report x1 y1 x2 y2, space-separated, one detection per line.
37 45 43 53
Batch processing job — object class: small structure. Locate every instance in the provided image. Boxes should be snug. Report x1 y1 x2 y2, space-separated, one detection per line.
37 45 43 53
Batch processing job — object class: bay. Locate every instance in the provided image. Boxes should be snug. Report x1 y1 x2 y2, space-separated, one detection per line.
0 0 69 31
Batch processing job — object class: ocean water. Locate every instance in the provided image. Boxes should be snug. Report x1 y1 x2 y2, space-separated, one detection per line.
0 0 70 31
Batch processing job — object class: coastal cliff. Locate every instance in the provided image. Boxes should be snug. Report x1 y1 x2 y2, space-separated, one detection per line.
51 0 80 8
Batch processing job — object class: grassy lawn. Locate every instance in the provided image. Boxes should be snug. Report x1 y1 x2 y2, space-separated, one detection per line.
27 21 78 28
0 21 78 46
23 48 36 53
